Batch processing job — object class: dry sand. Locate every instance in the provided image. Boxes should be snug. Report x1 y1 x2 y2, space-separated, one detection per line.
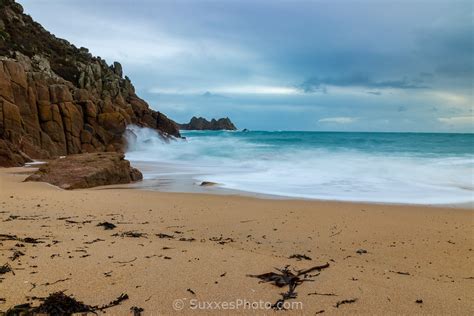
0 166 472 315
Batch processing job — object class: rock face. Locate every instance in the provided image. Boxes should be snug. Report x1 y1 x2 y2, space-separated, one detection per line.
179 117 237 130
25 152 142 189
0 138 30 166
0 0 180 166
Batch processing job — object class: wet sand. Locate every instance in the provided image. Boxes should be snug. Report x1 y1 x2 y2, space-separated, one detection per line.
0 166 473 315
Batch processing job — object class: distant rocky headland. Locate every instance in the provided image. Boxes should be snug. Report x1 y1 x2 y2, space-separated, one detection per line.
0 0 180 167
179 116 237 130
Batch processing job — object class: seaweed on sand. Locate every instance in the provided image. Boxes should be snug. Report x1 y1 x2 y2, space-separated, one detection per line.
0 263 14 276
4 292 129 316
96 222 117 230
248 263 330 310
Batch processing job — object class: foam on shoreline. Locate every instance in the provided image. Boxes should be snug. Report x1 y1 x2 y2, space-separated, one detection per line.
125 126 474 205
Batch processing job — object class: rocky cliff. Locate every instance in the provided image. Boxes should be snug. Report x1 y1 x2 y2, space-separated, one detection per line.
179 116 237 130
0 0 180 166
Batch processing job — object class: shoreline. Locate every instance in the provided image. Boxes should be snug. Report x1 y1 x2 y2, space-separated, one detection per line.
115 160 474 210
104 181 474 210
1 166 473 314
126 156 474 210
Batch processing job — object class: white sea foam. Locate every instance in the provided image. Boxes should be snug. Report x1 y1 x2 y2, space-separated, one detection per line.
125 125 474 205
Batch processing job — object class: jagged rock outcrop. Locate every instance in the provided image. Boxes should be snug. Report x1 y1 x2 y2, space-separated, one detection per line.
25 152 142 189
179 116 237 130
0 0 180 165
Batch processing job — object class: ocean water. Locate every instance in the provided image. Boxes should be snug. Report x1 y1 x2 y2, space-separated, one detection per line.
125 126 474 205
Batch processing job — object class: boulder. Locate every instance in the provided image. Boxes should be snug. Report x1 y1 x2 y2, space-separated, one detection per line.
200 181 218 186
25 152 142 189
0 139 31 167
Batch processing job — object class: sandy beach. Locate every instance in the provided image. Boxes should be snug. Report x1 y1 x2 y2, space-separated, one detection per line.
0 166 473 315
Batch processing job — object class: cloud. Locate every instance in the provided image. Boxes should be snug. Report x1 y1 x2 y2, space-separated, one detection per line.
19 0 474 132
438 116 473 126
318 117 358 124
430 91 472 107
20 4 257 67
299 73 430 93
150 85 301 95
213 85 300 95
415 18 473 81
367 91 382 96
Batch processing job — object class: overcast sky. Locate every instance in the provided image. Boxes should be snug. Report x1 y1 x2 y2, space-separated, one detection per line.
20 0 473 132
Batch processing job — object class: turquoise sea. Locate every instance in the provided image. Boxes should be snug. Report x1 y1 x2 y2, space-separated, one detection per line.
125 127 474 205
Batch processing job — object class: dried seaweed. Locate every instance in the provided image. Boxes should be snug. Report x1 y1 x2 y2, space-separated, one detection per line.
308 292 337 296
248 263 329 309
289 254 312 261
65 219 91 225
84 238 104 244
131 306 144 316
209 236 234 244
5 292 130 316
0 234 43 244
156 233 174 239
40 278 71 287
389 270 410 276
0 234 17 241
6 292 93 316
97 222 117 230
114 231 146 238
179 237 196 242
4 303 32 316
334 298 357 308
94 293 129 311
0 263 14 275
34 292 92 315
9 250 24 261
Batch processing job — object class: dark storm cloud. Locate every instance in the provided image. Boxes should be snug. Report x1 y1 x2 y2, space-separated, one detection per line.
299 73 430 93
